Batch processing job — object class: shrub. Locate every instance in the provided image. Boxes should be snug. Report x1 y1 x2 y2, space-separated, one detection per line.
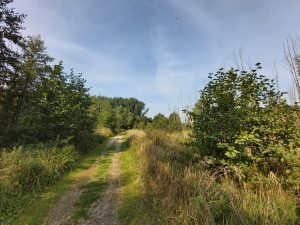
74 130 101 153
189 65 300 190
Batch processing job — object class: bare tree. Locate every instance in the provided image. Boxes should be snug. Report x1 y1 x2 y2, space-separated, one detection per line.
284 36 300 102
231 47 254 71
273 62 280 92
232 47 246 71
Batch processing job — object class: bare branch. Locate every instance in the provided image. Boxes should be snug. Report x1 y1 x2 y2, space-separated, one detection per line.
284 35 300 102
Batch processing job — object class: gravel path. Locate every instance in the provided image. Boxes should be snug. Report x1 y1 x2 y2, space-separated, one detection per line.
42 136 124 225
79 135 124 225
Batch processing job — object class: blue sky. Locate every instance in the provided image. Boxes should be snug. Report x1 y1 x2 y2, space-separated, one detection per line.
12 0 300 117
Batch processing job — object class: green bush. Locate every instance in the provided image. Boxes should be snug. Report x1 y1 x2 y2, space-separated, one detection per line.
190 65 300 190
74 130 100 153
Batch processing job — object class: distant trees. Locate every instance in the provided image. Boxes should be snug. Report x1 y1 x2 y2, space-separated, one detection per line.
90 96 183 133
151 113 168 130
150 112 182 132
0 1 94 147
168 112 182 132
90 96 149 132
190 65 300 187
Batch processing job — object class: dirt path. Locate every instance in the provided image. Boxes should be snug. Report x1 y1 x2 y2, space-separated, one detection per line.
42 136 124 225
79 135 124 225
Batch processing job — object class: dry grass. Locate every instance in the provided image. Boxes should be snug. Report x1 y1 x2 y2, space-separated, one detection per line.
94 127 113 138
128 130 299 225
127 129 145 139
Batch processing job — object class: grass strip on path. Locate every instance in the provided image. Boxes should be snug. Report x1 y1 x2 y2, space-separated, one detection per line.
71 145 116 222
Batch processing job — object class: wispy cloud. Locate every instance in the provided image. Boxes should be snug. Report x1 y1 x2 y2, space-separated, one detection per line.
152 25 204 113
46 38 133 84
11 0 300 116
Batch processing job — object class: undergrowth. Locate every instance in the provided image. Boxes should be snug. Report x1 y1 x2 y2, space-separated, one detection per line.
0 145 79 224
0 133 107 225
123 130 300 225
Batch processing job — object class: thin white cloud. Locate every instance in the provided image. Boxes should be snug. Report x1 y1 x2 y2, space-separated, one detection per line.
152 25 203 110
45 38 133 84
11 0 300 115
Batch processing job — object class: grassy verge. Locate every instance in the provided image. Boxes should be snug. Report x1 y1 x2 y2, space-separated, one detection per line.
10 140 109 225
119 139 158 225
120 131 299 225
71 145 116 222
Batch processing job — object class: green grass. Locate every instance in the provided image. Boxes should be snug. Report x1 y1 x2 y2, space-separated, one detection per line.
118 140 153 225
10 140 109 225
71 145 116 222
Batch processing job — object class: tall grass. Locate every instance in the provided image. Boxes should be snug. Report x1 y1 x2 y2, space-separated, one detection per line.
0 145 79 223
129 130 299 225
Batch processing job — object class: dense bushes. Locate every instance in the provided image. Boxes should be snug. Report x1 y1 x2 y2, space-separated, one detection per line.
0 145 79 223
189 66 300 190
130 131 299 225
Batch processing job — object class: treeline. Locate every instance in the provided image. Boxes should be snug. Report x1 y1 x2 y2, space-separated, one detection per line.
89 96 183 133
89 96 149 132
149 112 182 131
0 1 93 149
0 0 183 148
89 95 184 133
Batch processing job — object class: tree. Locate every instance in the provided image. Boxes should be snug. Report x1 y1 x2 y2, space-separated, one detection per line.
89 96 148 132
112 106 134 131
0 0 26 138
0 34 94 146
90 96 113 129
168 112 182 132
190 65 300 183
151 113 168 130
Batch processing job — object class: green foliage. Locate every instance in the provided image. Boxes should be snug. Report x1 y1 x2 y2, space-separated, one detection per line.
0 0 26 140
9 141 108 225
74 131 100 153
151 113 169 130
90 96 149 132
190 65 300 189
150 112 183 132
0 145 79 223
0 34 94 146
168 112 182 132
129 131 299 225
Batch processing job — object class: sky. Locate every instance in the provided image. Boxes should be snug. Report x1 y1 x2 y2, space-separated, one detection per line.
11 0 300 117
